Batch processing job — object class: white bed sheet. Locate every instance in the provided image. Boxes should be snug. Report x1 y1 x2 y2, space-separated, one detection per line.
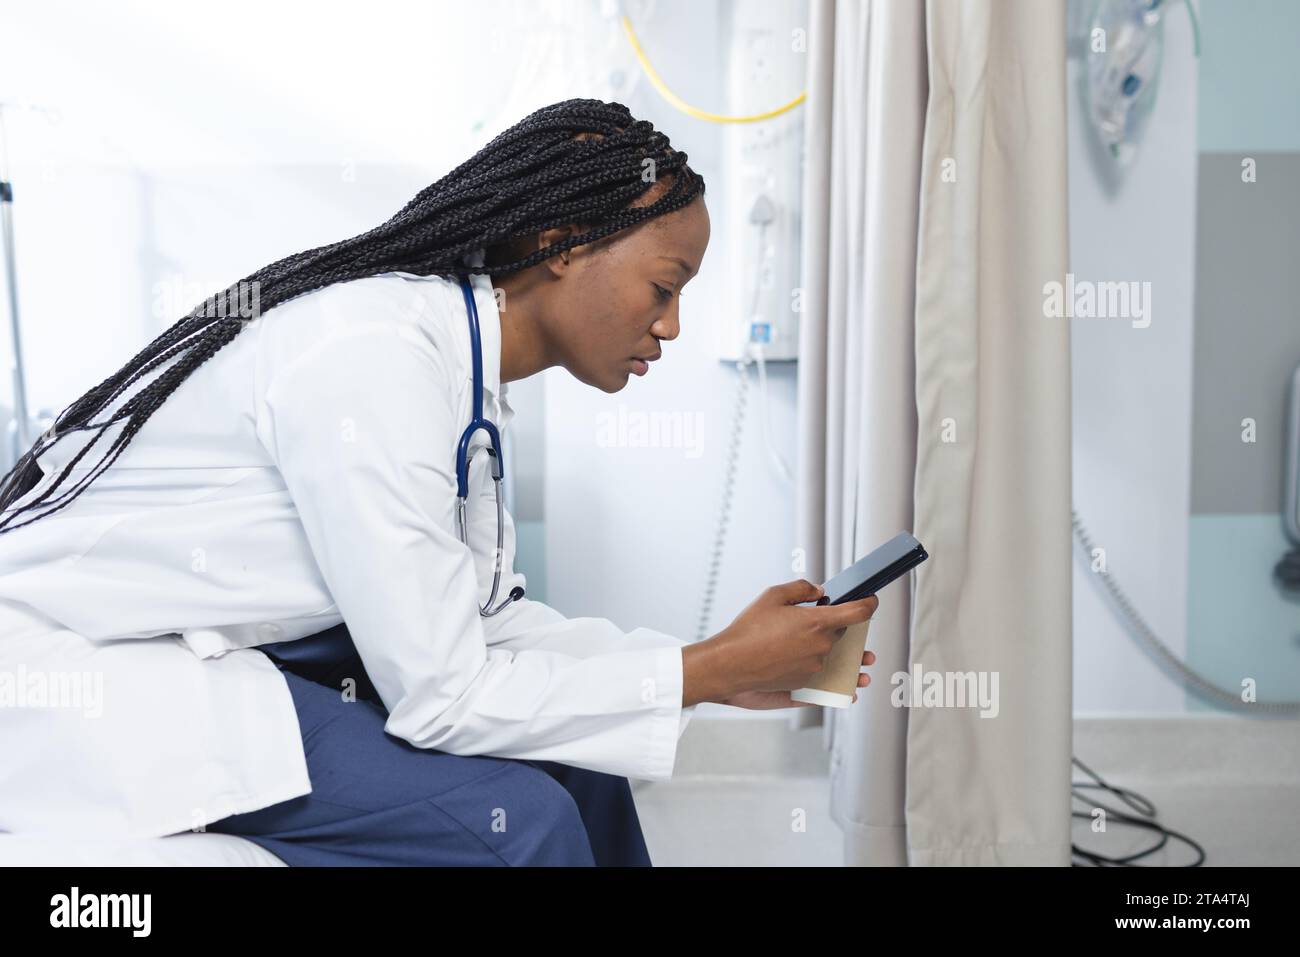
0 833 286 866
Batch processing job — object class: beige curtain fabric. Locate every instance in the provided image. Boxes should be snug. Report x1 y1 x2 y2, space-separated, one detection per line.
794 0 927 866
795 0 1072 866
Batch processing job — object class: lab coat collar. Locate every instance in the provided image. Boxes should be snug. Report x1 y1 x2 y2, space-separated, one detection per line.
381 246 508 424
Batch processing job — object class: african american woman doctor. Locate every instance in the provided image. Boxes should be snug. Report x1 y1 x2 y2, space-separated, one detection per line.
0 99 878 866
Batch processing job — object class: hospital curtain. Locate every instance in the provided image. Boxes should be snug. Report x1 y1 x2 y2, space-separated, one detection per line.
794 0 1073 866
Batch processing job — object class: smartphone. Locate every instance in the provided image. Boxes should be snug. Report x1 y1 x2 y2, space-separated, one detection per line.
815 532 928 605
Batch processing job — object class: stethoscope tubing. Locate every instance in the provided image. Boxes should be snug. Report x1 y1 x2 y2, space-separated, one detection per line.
455 274 522 618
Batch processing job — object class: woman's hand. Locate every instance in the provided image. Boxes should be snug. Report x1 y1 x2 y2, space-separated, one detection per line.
681 580 879 708
720 650 876 710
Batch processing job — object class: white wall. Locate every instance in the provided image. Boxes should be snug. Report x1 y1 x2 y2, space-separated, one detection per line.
1067 0 1201 713
0 0 509 420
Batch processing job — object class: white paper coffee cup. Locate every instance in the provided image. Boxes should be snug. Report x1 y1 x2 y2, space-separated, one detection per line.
791 618 871 708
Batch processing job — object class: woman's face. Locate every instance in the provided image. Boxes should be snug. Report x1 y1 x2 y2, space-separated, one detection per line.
540 190 711 393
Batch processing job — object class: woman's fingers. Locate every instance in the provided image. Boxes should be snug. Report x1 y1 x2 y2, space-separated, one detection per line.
816 594 879 629
851 650 876 700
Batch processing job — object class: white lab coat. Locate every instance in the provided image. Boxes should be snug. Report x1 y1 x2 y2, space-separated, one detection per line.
0 251 696 838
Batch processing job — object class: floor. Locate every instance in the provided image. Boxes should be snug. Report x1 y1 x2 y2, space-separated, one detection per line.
631 715 1300 867
636 775 845 866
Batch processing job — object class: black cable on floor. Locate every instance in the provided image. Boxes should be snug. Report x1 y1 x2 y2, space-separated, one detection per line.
1070 756 1206 866
1275 547 1300 590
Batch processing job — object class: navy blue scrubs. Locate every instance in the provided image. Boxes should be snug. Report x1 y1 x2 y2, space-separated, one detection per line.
208 624 653 867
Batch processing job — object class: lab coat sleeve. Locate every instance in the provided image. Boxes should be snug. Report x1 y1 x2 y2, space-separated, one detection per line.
463 457 699 739
259 322 690 780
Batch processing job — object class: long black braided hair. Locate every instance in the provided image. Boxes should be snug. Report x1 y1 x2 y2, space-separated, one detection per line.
0 98 705 534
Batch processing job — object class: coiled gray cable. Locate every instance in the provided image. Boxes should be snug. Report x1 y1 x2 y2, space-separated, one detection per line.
696 358 751 642
1072 508 1300 715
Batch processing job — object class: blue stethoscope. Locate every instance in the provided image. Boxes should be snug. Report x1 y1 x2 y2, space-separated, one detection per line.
456 275 525 617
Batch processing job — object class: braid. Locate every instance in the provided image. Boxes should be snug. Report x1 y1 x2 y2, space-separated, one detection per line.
0 98 705 533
